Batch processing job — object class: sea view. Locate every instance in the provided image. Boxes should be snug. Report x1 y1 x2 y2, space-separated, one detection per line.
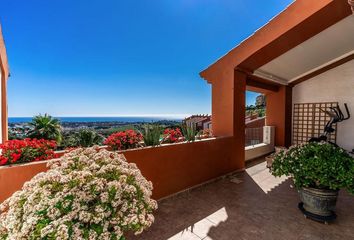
8 116 183 124
3 1 354 239
8 116 184 142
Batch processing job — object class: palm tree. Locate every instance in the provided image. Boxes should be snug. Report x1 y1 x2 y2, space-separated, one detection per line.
27 114 62 143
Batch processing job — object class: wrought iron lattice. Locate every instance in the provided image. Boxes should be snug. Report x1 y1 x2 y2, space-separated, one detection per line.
292 102 338 145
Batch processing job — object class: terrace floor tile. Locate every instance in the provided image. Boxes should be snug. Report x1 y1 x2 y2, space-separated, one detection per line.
130 157 354 240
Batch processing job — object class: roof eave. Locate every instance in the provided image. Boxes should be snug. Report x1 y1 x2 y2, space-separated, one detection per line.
199 0 351 84
0 24 10 79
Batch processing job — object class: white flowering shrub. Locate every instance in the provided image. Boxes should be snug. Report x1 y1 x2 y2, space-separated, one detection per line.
0 147 157 240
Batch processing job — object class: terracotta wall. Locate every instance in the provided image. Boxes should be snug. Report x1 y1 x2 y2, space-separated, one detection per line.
0 24 9 143
246 117 265 129
266 86 292 147
0 161 48 203
0 137 239 203
200 0 351 149
211 69 234 137
232 70 246 170
124 137 236 199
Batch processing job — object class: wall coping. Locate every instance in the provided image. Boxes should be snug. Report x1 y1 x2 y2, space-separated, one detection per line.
245 143 268 151
0 136 231 170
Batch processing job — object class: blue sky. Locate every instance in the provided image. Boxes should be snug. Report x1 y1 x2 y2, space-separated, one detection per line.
1 0 292 117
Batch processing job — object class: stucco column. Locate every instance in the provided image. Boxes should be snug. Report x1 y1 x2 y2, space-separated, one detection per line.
266 85 292 147
232 70 246 169
1 74 8 142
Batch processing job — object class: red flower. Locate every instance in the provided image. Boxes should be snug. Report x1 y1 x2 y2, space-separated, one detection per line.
104 130 142 150
10 153 21 163
0 138 57 166
162 128 182 143
0 156 8 166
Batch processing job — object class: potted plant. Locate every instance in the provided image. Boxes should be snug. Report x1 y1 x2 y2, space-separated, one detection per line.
271 142 354 221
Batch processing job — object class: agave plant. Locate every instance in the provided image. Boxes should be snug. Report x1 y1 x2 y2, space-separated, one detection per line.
27 114 62 144
60 132 79 148
75 129 104 147
182 124 197 142
142 124 161 146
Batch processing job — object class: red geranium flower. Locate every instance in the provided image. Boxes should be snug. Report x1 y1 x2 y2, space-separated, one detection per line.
162 128 182 143
104 130 142 150
0 138 57 166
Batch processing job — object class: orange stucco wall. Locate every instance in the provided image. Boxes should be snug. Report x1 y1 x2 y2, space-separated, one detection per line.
232 70 246 169
201 0 350 151
210 70 246 171
124 137 237 199
211 69 234 137
0 137 240 203
246 117 265 129
209 69 247 173
0 24 9 143
0 161 48 203
200 0 349 82
266 86 292 147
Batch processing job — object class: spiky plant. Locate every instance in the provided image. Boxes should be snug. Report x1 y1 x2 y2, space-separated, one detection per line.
182 124 197 142
27 114 62 144
142 125 161 146
75 129 104 147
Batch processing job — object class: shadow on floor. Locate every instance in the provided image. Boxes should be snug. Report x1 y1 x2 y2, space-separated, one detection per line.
130 162 354 240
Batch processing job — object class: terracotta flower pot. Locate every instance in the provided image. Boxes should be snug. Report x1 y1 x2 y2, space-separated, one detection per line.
299 187 339 217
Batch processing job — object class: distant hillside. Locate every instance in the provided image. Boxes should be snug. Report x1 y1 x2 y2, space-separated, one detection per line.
246 94 266 117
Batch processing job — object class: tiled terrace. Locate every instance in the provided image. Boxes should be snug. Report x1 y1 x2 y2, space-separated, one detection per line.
131 159 354 240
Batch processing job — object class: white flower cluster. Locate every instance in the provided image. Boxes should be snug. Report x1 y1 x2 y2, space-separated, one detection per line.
0 147 157 239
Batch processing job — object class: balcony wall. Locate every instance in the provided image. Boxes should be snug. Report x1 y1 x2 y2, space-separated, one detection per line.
0 137 238 203
245 126 275 161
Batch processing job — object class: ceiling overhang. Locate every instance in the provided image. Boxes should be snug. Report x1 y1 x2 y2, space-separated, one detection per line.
200 0 352 85
246 74 280 94
253 15 354 86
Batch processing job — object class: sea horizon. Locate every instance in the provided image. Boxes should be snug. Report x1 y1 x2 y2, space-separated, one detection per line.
8 116 184 124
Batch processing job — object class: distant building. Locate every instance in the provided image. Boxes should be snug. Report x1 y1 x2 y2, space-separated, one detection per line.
183 115 211 131
0 24 9 143
184 113 265 132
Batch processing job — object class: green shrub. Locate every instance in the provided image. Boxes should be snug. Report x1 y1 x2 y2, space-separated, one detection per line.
182 124 197 142
60 132 78 148
271 142 354 194
61 129 103 148
75 129 104 147
102 125 138 137
142 125 161 146
27 114 62 144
